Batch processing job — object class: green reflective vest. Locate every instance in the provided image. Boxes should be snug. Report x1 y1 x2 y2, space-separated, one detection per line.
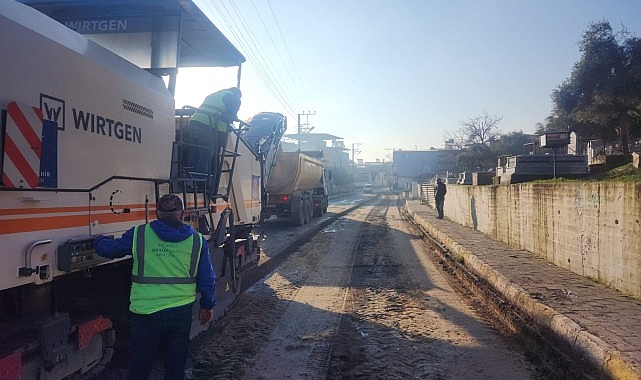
190 89 235 132
130 224 202 314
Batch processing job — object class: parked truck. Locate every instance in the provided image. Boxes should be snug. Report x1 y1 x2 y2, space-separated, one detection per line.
242 113 328 225
298 150 331 218
262 151 328 225
0 1 260 378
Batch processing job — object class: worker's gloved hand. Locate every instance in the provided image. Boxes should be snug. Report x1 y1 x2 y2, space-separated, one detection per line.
199 308 213 325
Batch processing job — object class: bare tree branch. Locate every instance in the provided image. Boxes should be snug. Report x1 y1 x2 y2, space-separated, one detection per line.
459 111 503 146
444 129 469 150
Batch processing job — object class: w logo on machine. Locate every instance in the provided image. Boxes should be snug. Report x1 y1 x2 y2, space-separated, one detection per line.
2 101 58 188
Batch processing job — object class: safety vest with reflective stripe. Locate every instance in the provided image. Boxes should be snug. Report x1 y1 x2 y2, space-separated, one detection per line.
190 89 232 132
130 224 202 314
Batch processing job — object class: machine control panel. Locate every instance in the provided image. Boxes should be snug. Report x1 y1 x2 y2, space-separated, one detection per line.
57 237 111 272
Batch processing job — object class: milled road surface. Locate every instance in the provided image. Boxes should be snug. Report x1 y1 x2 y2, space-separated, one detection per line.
188 196 540 379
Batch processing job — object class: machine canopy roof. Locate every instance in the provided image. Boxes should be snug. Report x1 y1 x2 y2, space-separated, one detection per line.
20 0 245 69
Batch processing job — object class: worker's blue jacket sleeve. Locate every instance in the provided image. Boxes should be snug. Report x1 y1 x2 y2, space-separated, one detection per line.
195 236 216 310
94 228 135 258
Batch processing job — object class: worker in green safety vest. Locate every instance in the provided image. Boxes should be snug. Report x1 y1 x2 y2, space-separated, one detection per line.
185 87 242 179
94 194 216 380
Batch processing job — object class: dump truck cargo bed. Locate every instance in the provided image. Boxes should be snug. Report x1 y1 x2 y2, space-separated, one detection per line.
265 151 324 195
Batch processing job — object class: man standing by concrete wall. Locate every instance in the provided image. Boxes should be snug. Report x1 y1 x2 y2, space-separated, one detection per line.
434 177 447 219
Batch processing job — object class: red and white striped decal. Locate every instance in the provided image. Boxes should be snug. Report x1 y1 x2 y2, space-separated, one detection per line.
2 102 43 188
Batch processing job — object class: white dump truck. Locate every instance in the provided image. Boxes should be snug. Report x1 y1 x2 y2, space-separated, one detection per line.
242 112 328 225
262 151 329 225
0 1 260 378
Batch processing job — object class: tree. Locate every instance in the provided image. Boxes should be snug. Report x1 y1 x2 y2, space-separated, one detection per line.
534 122 547 135
446 112 503 149
459 111 503 146
444 128 469 150
446 112 503 171
551 22 641 156
491 131 537 156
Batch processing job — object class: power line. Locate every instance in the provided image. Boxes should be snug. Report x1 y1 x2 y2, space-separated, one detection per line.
228 0 298 115
199 0 304 118
265 0 307 101
249 0 301 102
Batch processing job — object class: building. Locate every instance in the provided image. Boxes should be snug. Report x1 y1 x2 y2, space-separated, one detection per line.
280 132 352 195
392 149 458 191
281 132 350 170
352 160 393 191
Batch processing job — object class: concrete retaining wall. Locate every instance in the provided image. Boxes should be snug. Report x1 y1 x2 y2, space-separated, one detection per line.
442 182 641 298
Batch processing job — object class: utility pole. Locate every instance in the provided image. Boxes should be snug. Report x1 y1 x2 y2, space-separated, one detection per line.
384 147 395 162
352 142 362 166
297 111 316 151
384 147 396 190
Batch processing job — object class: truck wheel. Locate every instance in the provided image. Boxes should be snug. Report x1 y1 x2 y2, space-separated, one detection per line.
306 199 313 223
296 200 306 225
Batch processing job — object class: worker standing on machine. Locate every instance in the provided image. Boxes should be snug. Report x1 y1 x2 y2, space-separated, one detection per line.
94 194 216 380
185 87 242 187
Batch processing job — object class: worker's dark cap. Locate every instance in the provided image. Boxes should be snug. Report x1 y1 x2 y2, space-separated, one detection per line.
157 194 184 212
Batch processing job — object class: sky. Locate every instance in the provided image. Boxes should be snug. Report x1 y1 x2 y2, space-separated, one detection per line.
173 0 641 163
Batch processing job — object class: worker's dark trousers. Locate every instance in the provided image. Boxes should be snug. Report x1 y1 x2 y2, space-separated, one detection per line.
185 120 215 176
435 197 445 218
128 303 193 380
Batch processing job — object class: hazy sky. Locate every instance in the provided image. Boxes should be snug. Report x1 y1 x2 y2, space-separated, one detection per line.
174 0 641 162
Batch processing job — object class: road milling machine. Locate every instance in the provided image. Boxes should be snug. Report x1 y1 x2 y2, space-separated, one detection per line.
0 1 261 378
